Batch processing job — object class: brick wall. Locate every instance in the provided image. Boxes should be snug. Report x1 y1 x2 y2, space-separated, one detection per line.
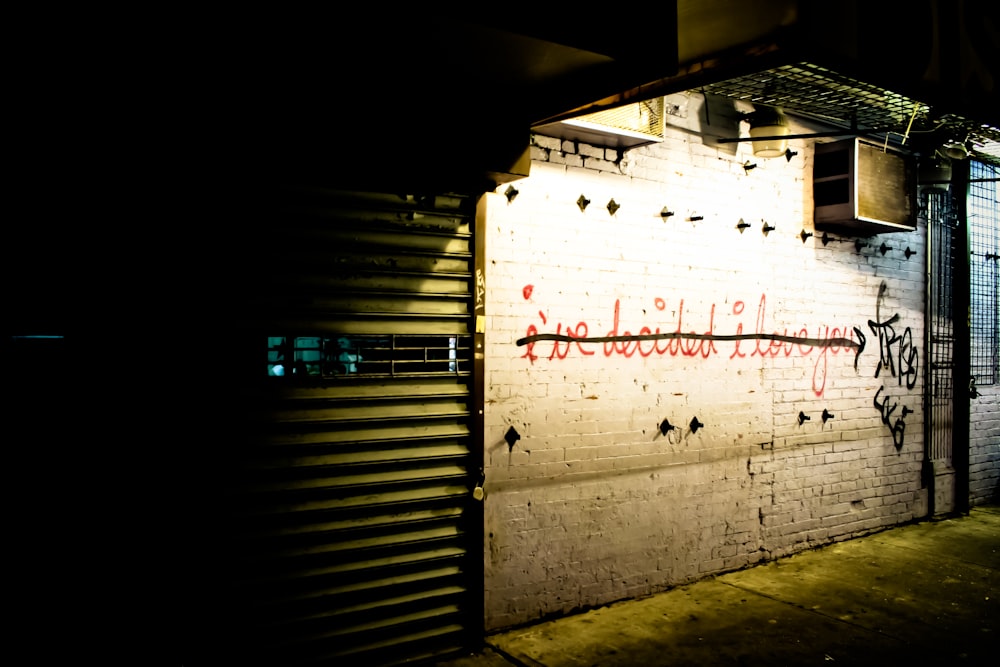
480 93 938 631
970 384 1000 505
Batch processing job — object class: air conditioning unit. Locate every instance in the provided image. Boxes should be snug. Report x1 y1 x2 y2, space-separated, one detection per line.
813 138 918 235
532 98 665 150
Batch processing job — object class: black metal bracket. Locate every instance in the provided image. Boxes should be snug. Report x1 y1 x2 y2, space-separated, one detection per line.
690 416 705 434
798 411 811 425
504 426 521 452
659 418 675 436
822 409 835 423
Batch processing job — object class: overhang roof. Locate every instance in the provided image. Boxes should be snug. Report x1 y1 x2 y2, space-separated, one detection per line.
251 3 998 185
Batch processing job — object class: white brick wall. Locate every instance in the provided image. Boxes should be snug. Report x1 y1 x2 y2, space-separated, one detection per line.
481 104 940 631
971 384 1000 505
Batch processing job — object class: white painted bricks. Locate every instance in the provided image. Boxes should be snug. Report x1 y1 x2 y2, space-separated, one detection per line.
481 109 959 632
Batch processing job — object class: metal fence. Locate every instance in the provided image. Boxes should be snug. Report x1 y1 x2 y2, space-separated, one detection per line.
968 161 999 389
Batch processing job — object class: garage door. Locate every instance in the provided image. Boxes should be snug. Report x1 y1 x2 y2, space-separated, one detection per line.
226 186 481 665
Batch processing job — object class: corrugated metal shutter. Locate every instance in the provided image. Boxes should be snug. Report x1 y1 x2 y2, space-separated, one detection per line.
226 187 479 666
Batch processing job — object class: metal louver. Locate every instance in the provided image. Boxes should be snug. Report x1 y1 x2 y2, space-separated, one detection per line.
225 188 480 666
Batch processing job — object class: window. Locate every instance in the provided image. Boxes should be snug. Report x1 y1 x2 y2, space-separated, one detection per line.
266 334 470 378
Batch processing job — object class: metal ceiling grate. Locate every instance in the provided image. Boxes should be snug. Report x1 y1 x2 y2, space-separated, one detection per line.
701 62 1000 166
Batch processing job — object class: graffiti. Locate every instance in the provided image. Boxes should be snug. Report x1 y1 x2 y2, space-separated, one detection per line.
513 281 922 448
868 282 918 449
516 291 864 396
873 387 914 451
476 268 486 308
868 285 918 390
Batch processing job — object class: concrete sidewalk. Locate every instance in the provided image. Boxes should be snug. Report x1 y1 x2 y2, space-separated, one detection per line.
438 505 1000 666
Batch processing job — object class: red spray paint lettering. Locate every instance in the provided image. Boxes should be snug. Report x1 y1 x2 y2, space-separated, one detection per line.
517 289 865 397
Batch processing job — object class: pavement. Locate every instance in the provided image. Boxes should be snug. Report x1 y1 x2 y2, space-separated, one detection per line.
436 504 1000 666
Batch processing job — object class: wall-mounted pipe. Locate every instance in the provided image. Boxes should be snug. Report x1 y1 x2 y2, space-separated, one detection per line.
716 128 865 144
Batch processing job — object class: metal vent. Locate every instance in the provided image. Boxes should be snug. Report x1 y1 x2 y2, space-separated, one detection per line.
574 97 665 138
701 62 1000 167
533 97 664 149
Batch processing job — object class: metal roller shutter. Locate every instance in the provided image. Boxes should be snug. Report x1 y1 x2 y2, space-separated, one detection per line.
226 187 480 666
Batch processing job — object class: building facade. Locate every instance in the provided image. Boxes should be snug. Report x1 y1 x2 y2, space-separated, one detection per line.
479 102 998 630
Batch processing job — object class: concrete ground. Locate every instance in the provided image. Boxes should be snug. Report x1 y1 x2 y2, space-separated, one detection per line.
437 505 999 666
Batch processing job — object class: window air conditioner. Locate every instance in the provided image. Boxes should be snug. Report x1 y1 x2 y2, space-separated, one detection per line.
813 138 918 235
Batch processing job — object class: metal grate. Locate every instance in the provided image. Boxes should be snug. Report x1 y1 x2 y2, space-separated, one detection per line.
968 161 1000 387
701 62 1000 167
926 189 958 463
577 97 664 138
267 335 473 378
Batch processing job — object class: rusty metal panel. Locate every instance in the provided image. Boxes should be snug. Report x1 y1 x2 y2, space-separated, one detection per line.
226 187 478 665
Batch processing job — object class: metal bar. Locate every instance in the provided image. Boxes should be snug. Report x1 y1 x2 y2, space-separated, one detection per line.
715 129 868 144
469 192 488 649
952 160 972 513
919 178 1000 185
924 189 936 504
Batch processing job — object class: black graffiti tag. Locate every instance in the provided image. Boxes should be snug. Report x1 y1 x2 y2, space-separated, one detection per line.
873 387 910 451
868 314 918 390
869 282 918 450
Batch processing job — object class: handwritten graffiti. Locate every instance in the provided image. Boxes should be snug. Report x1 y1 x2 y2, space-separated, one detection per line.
476 268 486 308
516 290 865 397
868 288 918 390
874 387 914 450
868 282 918 450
